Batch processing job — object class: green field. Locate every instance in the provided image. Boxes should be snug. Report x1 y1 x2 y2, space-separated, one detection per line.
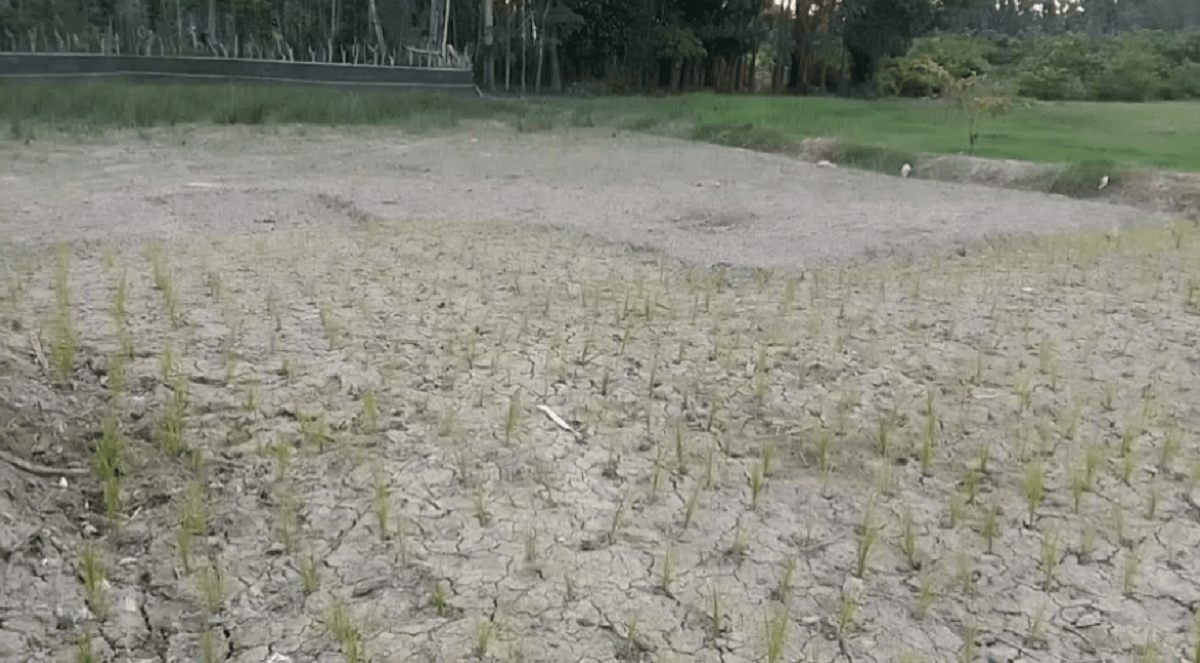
680 93 1200 173
5 81 1199 172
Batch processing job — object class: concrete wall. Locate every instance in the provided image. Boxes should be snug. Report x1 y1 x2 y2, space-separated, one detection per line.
0 53 477 95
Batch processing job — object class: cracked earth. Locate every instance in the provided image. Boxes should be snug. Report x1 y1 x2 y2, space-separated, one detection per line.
2 122 1200 663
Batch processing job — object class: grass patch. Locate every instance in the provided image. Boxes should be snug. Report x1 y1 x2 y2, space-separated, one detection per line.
10 81 1193 176
0 81 524 132
679 93 1200 172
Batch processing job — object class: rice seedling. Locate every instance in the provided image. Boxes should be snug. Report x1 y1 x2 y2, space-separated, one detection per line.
274 486 300 553
749 459 765 510
764 605 790 663
853 499 879 578
657 544 678 596
298 411 331 452
473 490 493 527
898 506 921 569
326 600 367 663
200 629 221 663
372 473 392 541
959 621 978 663
1039 528 1060 589
474 617 500 658
503 392 522 445
358 391 379 432
980 498 1001 554
835 585 859 635
773 555 797 603
78 543 109 622
1022 459 1046 526
298 549 321 595
93 416 125 519
195 555 227 614
650 442 667 503
73 630 100 663
430 580 449 616
1122 544 1142 596
914 570 939 618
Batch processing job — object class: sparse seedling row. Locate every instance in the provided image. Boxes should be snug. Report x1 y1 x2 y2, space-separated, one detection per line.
9 206 1200 663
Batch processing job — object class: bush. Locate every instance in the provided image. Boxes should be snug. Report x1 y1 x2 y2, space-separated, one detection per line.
1094 33 1171 101
876 56 950 97
1016 65 1089 100
909 34 997 79
879 34 996 98
1164 62 1200 99
1048 160 1118 198
1015 34 1105 100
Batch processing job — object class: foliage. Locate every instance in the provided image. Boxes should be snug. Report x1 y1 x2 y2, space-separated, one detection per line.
875 56 953 98
873 29 1200 102
681 92 1200 172
838 0 936 85
909 34 997 79
1015 33 1106 100
652 25 707 62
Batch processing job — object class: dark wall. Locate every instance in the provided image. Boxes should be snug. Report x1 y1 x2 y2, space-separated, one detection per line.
0 54 477 94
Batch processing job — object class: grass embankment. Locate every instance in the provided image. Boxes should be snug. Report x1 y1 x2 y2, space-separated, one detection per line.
4 80 1199 177
683 93 1200 173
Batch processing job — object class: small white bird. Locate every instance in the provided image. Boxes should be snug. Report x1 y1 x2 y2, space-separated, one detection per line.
901 163 912 179
816 159 836 168
1099 175 1109 190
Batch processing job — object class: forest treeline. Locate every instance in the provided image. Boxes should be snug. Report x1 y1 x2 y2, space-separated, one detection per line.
2 0 1199 100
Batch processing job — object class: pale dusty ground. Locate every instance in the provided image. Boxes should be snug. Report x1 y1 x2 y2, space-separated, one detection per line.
0 122 1166 262
2 125 1200 663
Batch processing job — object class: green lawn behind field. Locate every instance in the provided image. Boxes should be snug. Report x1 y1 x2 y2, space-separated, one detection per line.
681 93 1200 173
4 80 1199 173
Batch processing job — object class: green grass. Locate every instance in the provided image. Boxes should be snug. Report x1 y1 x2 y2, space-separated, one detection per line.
681 93 1200 172
0 80 526 132
5 81 1198 172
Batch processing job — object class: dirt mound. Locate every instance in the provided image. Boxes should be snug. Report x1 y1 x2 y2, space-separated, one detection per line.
799 136 1200 220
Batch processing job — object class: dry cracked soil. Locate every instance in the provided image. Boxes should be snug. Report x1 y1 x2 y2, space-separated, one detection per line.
2 122 1200 663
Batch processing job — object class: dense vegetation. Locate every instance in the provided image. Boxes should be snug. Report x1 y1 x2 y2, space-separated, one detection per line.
1 0 1199 99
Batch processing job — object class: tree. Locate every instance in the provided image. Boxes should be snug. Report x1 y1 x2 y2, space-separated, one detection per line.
838 0 934 86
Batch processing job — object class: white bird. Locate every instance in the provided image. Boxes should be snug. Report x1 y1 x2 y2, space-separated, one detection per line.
1099 175 1109 190
901 163 912 179
816 159 836 168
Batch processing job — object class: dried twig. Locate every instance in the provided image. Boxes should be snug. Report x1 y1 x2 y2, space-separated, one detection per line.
0 448 88 476
28 332 49 374
536 404 582 441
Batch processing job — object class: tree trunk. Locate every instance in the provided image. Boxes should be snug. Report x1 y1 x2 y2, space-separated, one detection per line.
535 2 549 94
207 0 216 52
481 0 495 90
368 0 387 57
329 0 339 61
441 0 450 56
429 0 443 50
520 0 526 93
549 30 561 92
504 5 511 91
744 49 753 91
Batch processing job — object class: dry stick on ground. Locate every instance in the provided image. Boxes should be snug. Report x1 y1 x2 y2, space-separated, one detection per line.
0 448 89 476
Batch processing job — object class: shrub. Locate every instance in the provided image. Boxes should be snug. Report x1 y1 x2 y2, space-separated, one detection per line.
876 55 951 97
1015 34 1105 100
1094 33 1171 101
909 34 997 79
1164 62 1200 99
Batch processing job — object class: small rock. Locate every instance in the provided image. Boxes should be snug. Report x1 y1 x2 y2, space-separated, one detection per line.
985 642 1019 663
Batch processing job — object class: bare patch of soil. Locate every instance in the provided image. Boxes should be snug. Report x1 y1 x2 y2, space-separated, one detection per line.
2 124 1199 663
798 136 1200 220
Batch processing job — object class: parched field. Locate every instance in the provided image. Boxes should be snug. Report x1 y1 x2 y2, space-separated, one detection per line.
2 123 1200 663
